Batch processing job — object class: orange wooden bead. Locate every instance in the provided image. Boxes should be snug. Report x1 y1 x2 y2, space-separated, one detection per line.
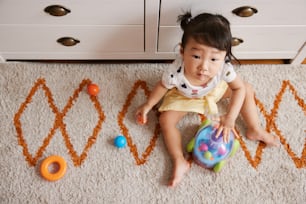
87 83 99 96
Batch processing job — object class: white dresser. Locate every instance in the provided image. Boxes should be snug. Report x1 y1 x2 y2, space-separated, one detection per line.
0 0 144 60
0 0 305 63
158 0 306 63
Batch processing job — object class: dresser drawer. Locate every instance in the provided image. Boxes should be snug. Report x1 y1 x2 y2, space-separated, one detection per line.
160 0 306 26
231 27 306 54
0 25 144 53
158 26 306 59
0 0 144 25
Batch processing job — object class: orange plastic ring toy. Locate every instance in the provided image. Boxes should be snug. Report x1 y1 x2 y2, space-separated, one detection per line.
40 155 67 181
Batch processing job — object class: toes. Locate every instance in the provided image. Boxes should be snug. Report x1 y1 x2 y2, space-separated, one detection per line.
167 161 191 188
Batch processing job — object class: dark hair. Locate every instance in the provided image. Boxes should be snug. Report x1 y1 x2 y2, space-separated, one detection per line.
178 12 237 62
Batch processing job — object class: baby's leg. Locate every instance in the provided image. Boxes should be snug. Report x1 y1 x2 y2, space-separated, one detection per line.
240 82 279 146
159 111 190 187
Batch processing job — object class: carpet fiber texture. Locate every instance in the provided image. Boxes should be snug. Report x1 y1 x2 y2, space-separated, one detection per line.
0 62 305 204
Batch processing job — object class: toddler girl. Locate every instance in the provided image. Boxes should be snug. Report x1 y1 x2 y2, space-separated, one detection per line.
136 12 279 187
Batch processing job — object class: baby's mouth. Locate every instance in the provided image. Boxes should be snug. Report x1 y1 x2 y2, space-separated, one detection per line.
197 73 207 77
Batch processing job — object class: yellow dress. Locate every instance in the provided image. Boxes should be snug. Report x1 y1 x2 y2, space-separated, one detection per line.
158 80 228 115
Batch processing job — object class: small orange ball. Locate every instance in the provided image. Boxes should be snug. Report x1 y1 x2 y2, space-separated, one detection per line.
87 83 99 96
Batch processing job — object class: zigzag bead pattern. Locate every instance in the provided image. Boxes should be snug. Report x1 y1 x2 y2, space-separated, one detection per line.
14 78 105 167
14 79 305 169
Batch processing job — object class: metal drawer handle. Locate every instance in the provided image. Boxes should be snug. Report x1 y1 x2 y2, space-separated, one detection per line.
57 37 80 46
232 6 258 17
45 5 71 16
231 38 244 46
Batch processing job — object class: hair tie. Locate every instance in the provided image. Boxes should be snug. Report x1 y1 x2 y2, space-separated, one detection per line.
186 16 192 24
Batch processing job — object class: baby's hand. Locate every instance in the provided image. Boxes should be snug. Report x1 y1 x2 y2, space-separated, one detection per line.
136 114 147 125
215 115 240 143
135 103 150 125
215 126 232 143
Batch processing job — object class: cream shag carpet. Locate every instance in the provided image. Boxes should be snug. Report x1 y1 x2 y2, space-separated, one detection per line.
0 62 305 204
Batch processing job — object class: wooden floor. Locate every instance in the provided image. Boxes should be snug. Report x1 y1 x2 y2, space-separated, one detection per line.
12 58 306 64
238 59 285 64
239 58 306 64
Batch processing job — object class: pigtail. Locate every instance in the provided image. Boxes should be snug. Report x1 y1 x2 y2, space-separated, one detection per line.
177 11 192 30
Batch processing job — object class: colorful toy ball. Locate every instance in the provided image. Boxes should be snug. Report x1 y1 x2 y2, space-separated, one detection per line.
114 135 127 148
87 83 100 96
186 119 240 172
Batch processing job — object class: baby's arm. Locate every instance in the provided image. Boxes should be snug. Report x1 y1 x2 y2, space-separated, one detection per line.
225 75 246 125
136 81 168 124
217 75 246 141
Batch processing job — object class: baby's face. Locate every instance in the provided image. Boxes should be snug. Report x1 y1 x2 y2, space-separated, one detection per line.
181 38 226 86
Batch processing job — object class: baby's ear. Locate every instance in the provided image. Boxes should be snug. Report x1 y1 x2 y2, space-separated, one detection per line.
179 43 184 55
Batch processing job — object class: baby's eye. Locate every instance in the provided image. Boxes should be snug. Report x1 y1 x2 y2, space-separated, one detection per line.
211 58 218 62
192 55 201 59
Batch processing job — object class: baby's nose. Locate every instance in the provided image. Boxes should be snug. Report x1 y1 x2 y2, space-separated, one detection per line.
199 64 208 71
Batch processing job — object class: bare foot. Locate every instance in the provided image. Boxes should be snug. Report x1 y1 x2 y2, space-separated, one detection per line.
246 128 280 147
168 158 191 188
